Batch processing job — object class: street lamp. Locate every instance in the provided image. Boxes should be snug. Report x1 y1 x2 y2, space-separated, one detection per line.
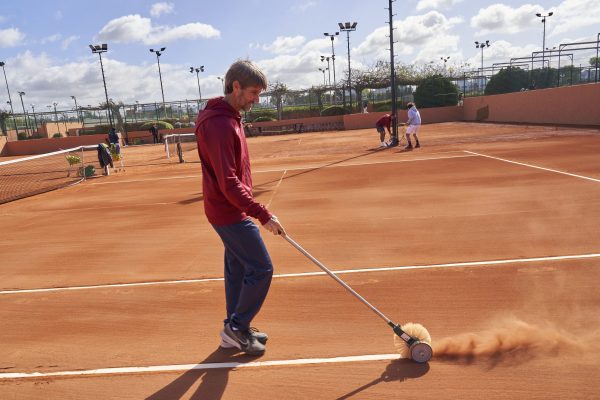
318 67 328 85
89 43 113 128
30 104 38 133
323 32 339 89
17 91 30 135
338 21 357 112
217 76 225 93
71 95 81 124
1 61 18 136
52 101 60 135
475 40 491 92
320 56 332 86
190 66 204 100
149 47 167 106
536 11 554 68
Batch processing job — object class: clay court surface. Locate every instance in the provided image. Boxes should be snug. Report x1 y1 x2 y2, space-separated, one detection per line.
1 122 600 399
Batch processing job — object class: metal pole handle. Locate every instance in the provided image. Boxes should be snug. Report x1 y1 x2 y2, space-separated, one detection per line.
282 234 392 324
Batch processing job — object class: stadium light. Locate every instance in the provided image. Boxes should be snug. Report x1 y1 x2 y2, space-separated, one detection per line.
52 101 60 134
71 95 81 124
0 61 18 135
339 21 357 112
323 32 339 89
17 91 30 135
320 56 332 86
536 11 554 68
89 43 113 128
30 104 38 133
217 76 225 93
150 47 167 106
190 66 205 100
318 67 328 85
475 41 491 92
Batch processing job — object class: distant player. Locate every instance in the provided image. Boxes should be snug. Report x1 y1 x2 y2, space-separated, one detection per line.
402 102 421 150
375 113 392 148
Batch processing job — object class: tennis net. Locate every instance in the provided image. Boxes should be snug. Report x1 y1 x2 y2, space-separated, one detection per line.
164 133 197 163
0 145 102 204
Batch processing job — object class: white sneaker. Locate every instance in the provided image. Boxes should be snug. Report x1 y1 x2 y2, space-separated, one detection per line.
379 142 387 148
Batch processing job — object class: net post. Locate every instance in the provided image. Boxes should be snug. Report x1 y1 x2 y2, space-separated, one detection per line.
80 146 86 182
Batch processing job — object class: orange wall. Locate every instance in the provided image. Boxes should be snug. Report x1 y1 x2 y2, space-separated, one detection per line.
4 134 109 156
0 135 7 156
38 121 84 137
463 83 600 125
251 115 343 129
343 106 463 130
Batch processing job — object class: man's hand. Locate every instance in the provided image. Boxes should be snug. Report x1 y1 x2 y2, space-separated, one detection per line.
264 215 286 236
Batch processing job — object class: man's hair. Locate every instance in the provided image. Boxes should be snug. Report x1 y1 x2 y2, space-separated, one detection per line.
224 60 267 94
406 102 415 109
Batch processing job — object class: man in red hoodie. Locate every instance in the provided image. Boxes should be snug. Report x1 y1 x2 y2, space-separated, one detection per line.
195 60 285 356
375 113 392 148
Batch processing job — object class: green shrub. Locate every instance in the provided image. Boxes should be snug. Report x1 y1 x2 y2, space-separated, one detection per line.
17 132 28 140
140 121 174 130
320 105 349 116
52 133 62 138
253 116 276 122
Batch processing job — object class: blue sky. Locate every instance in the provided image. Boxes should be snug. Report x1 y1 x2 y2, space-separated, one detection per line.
0 0 599 111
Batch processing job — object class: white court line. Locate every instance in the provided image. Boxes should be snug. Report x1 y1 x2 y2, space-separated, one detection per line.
2 252 599 296
0 354 400 380
88 153 474 186
266 169 287 208
464 150 600 183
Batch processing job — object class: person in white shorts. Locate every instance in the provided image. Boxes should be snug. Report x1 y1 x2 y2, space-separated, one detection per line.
402 102 421 150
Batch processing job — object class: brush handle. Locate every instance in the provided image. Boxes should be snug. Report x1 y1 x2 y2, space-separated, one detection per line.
283 234 393 325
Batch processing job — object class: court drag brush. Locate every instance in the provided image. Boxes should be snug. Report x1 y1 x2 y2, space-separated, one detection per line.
283 234 432 363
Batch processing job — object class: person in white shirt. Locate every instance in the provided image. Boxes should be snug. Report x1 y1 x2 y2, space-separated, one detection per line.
402 102 421 150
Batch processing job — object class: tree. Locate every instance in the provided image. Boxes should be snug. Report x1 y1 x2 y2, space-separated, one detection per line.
590 57 600 67
484 67 529 95
413 75 459 108
0 110 9 136
266 81 288 120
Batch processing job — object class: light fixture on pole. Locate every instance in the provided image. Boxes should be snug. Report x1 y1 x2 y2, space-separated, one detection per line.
17 91 30 136
323 32 339 89
71 95 81 124
30 104 38 133
89 43 113 128
536 11 554 68
0 61 18 136
217 76 225 93
149 47 167 111
475 40 491 91
338 21 357 112
320 56 332 86
190 66 204 100
318 67 328 85
52 101 60 135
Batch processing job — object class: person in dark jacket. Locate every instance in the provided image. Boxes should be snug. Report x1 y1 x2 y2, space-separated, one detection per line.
195 60 285 356
97 143 113 176
150 124 160 144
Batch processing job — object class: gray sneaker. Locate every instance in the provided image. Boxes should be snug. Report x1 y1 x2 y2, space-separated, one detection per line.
220 323 265 355
220 326 268 348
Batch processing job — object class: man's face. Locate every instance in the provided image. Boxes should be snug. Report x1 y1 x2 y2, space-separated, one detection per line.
232 82 263 112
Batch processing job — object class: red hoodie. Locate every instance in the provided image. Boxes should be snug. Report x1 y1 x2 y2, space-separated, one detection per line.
195 97 272 226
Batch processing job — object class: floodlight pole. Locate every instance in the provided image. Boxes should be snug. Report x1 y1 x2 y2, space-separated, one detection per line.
30 104 38 133
52 102 60 135
475 40 491 93
150 47 167 116
190 66 204 100
323 32 339 90
89 44 113 128
217 76 225 93
0 61 18 136
71 95 81 124
339 22 357 112
387 0 398 143
18 91 30 135
536 12 553 69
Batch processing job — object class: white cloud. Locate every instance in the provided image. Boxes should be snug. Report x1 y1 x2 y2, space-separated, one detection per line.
150 2 175 18
354 11 463 62
54 10 63 20
61 35 79 50
0 28 25 47
292 1 317 12
471 3 542 34
261 36 306 54
549 0 600 36
41 34 62 44
97 14 220 45
417 0 464 11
